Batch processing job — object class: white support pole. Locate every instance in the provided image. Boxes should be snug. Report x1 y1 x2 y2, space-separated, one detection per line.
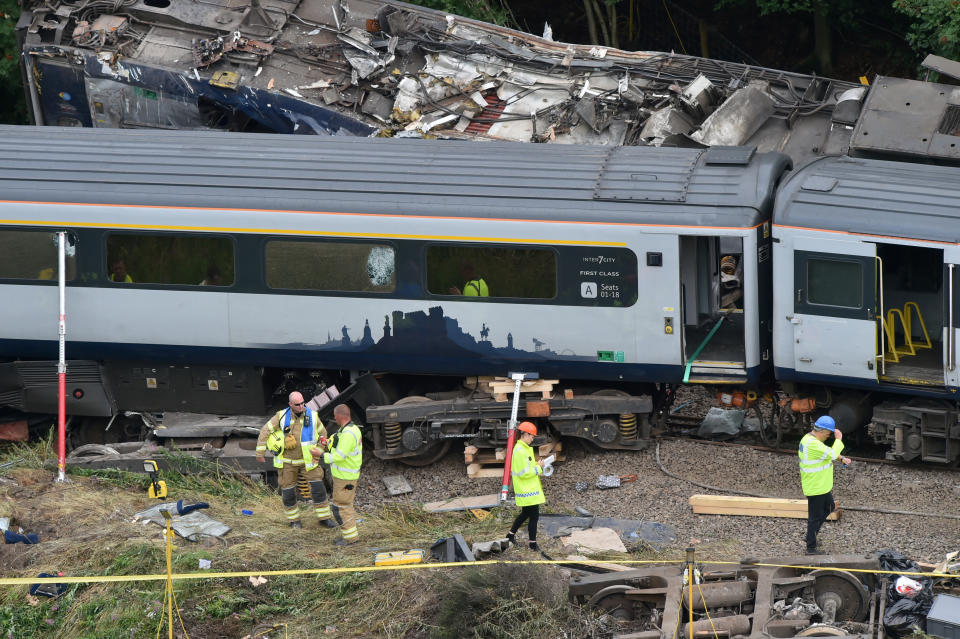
56 232 67 482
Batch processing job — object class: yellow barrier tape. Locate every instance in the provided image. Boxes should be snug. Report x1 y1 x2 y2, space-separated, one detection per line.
1 558 955 587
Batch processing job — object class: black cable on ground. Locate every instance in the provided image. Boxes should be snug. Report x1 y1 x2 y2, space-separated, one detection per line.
654 441 960 521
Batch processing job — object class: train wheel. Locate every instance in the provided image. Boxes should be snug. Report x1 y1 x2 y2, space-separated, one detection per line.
586 584 645 622
390 396 451 466
398 441 452 467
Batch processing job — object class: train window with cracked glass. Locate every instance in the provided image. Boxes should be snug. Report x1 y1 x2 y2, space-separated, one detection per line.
105 234 235 286
265 240 396 293
426 245 557 299
806 258 862 308
0 229 77 281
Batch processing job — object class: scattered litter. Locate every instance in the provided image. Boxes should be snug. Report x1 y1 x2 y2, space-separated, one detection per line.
471 538 510 557
575 481 589 493
382 475 412 496
134 501 230 541
423 494 502 513
307 28 320 35
266 78 274 90
430 534 475 563
469 508 489 520
596 474 637 490
895 576 923 598
254 66 262 77
30 573 66 598
0 517 9 531
879 549 935 637
573 507 592 517
561 527 626 554
241 509 254 516
25 594 40 606
374 549 424 566
198 559 212 569
670 401 694 414
4 530 39 544
248 576 267 587
698 407 746 438
539 514 676 546
284 88 304 98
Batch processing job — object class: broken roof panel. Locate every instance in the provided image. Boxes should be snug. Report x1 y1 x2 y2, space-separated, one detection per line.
17 0 873 166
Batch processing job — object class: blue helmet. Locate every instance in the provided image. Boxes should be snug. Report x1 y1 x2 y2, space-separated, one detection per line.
814 415 836 432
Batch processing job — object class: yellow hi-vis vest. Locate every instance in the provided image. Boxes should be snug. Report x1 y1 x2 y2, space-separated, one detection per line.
463 278 489 297
798 433 844 496
265 409 322 471
511 439 545 506
324 422 362 480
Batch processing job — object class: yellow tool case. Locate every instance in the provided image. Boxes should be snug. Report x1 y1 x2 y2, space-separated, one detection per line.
374 549 425 566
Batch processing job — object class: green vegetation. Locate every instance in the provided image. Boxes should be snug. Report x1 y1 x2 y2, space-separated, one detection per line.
404 0 515 27
894 0 960 65
0 438 621 638
0 1 26 124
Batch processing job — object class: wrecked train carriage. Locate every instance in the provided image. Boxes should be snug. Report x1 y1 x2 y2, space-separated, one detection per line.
573 553 879 638
17 0 864 166
0 124 789 464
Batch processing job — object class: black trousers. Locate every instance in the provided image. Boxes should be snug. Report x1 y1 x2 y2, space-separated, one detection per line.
806 491 835 550
510 504 540 542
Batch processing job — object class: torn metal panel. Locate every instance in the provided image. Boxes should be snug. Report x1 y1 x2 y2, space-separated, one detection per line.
18 0 945 167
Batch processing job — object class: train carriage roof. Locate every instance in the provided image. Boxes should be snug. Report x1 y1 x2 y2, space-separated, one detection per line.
0 126 789 229
775 155 960 243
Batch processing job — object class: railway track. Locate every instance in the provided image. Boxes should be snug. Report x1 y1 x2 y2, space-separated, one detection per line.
663 414 960 471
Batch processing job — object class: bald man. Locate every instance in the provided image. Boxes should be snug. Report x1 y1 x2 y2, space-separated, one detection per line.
323 404 363 545
256 392 336 529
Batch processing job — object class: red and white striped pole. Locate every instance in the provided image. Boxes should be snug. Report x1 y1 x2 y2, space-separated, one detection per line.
56 231 67 482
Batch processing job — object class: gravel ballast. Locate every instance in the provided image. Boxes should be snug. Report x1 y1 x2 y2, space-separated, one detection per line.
354 436 960 563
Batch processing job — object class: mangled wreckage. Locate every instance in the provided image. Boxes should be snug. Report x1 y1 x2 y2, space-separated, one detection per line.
19 0 943 166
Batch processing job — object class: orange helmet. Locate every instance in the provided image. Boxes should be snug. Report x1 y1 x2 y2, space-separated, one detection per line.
517 421 537 436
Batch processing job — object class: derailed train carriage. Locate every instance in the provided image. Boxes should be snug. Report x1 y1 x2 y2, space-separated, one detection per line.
0 125 958 466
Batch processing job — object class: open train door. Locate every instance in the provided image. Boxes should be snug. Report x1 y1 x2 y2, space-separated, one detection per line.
944 251 960 389
790 238 878 383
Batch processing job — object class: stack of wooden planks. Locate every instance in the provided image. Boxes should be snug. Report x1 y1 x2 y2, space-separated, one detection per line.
463 441 564 478
689 494 841 520
463 376 559 402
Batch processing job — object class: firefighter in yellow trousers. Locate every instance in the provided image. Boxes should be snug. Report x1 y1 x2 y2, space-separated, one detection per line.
256 391 337 529
324 404 363 545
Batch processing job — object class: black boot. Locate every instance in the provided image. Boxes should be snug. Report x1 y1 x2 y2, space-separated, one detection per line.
530 541 552 560
505 532 516 545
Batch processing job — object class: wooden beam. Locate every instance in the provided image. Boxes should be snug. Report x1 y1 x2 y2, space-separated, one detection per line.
689 494 841 520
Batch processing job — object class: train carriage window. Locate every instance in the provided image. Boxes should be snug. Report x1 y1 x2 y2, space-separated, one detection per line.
106 234 234 286
807 258 862 308
0 230 76 280
266 240 395 292
426 245 556 299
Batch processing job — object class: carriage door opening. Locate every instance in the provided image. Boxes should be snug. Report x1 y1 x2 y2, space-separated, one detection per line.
679 235 746 382
876 243 944 387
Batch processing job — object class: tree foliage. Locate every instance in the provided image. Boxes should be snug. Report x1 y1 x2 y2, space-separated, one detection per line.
0 0 26 124
894 0 960 61
403 0 515 27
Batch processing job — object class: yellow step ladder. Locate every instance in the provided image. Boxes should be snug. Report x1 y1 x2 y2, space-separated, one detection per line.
883 302 932 363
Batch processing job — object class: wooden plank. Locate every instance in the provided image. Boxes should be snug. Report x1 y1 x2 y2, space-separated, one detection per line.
423 494 501 512
689 495 840 520
467 464 507 478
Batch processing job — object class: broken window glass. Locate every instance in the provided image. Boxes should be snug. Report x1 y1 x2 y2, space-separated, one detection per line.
426 245 556 299
0 230 77 281
265 241 395 293
105 234 235 286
